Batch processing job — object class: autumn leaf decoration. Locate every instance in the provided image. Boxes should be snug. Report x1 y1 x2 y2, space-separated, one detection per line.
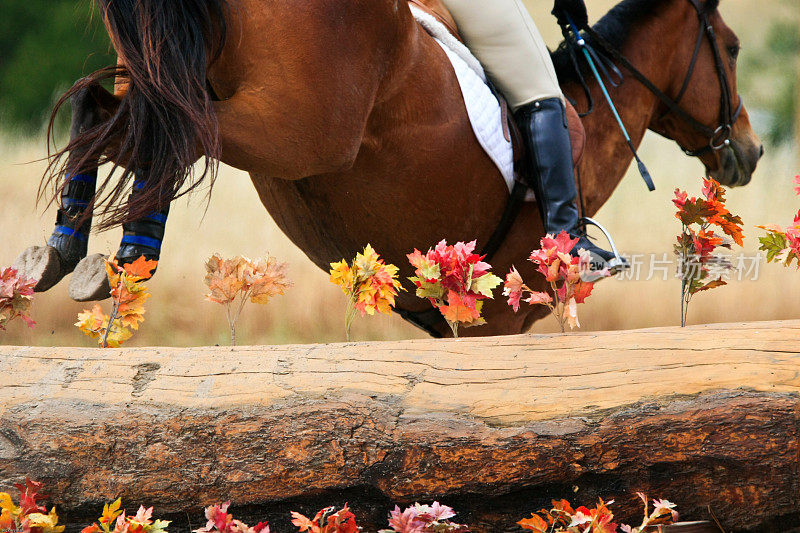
756 175 800 268
517 494 678 533
76 256 155 348
204 254 292 345
192 502 270 533
504 231 599 332
673 177 744 327
82 498 170 533
0 267 36 331
330 244 404 340
407 240 502 338
378 502 469 533
290 505 359 533
0 477 65 533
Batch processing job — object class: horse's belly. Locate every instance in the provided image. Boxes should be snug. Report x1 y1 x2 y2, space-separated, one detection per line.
247 128 507 283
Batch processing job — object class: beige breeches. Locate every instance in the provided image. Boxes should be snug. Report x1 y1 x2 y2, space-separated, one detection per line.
440 0 563 109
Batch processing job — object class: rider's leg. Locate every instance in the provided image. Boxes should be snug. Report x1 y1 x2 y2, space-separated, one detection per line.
442 0 625 272
440 0 561 109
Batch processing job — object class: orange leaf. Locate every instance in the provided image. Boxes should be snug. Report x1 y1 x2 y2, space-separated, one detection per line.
517 514 548 532
571 281 594 304
290 512 315 532
441 291 478 324
695 279 727 293
121 256 159 280
551 499 575 515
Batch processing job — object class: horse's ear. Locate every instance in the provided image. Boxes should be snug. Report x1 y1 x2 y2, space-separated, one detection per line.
704 0 720 13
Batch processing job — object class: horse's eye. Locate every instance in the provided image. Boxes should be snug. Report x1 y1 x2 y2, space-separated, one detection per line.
727 44 741 61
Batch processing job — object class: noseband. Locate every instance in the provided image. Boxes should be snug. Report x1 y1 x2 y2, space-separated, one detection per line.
583 0 742 158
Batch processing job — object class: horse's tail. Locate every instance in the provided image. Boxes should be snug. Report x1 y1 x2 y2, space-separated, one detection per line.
44 0 228 229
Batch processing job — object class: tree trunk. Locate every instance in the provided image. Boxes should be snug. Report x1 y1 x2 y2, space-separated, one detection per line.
1 320 798 532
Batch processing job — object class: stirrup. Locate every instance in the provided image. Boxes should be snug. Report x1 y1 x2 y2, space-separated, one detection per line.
577 217 629 282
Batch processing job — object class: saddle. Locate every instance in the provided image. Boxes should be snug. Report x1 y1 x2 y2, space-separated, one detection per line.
408 0 586 168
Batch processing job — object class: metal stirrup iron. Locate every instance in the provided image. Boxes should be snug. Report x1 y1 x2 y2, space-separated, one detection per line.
578 217 628 282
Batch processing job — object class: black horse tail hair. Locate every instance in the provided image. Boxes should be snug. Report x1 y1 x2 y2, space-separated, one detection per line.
43 0 228 230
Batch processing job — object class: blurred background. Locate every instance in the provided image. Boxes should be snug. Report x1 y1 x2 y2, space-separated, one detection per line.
0 0 798 347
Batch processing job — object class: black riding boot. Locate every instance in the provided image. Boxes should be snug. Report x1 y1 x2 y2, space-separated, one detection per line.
515 98 627 278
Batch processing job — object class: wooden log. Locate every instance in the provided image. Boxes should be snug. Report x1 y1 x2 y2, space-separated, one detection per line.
1 320 799 532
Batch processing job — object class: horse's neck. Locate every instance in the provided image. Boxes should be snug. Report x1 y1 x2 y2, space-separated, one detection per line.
574 18 682 216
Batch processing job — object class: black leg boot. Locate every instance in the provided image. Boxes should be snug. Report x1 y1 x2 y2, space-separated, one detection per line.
48 170 96 271
67 174 167 301
115 177 169 273
15 169 98 294
515 98 628 279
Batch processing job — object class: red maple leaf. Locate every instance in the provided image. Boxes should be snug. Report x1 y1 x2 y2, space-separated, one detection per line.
673 188 689 209
541 231 580 255
14 477 47 516
572 281 594 304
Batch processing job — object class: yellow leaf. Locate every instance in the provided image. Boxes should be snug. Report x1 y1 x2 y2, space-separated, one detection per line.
329 260 353 291
104 260 121 288
354 243 381 279
101 498 122 525
76 305 109 341
104 322 134 348
26 508 65 533
0 493 18 514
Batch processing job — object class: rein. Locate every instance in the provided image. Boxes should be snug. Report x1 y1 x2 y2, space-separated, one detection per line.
581 0 742 157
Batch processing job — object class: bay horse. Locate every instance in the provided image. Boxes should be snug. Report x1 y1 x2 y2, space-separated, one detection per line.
24 0 762 338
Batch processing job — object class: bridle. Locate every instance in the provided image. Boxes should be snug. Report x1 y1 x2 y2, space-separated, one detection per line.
395 0 744 338
582 0 743 158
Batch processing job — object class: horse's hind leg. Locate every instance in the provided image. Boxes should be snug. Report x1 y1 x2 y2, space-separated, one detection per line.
14 83 115 293
68 174 168 301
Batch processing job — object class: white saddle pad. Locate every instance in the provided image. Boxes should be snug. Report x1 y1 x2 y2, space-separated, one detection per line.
409 5 517 195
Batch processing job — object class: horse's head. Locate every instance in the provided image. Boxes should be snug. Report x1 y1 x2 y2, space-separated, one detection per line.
650 0 762 187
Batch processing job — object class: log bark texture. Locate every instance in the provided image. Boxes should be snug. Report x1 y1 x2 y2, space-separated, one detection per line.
1 320 799 532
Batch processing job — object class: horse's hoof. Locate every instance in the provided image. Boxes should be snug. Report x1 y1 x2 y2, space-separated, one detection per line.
69 254 111 302
12 246 68 292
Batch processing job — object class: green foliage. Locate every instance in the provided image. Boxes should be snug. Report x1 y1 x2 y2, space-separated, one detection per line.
741 19 800 147
0 0 114 134
763 21 799 146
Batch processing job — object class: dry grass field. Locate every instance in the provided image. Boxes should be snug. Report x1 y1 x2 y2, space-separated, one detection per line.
0 0 797 347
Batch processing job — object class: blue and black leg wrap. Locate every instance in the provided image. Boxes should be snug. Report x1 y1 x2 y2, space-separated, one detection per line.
115 178 169 270
47 170 97 271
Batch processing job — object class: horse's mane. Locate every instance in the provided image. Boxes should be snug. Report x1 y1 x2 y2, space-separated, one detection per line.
551 0 720 85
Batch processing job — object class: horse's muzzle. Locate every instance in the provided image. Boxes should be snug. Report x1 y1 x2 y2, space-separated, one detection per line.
710 137 763 187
